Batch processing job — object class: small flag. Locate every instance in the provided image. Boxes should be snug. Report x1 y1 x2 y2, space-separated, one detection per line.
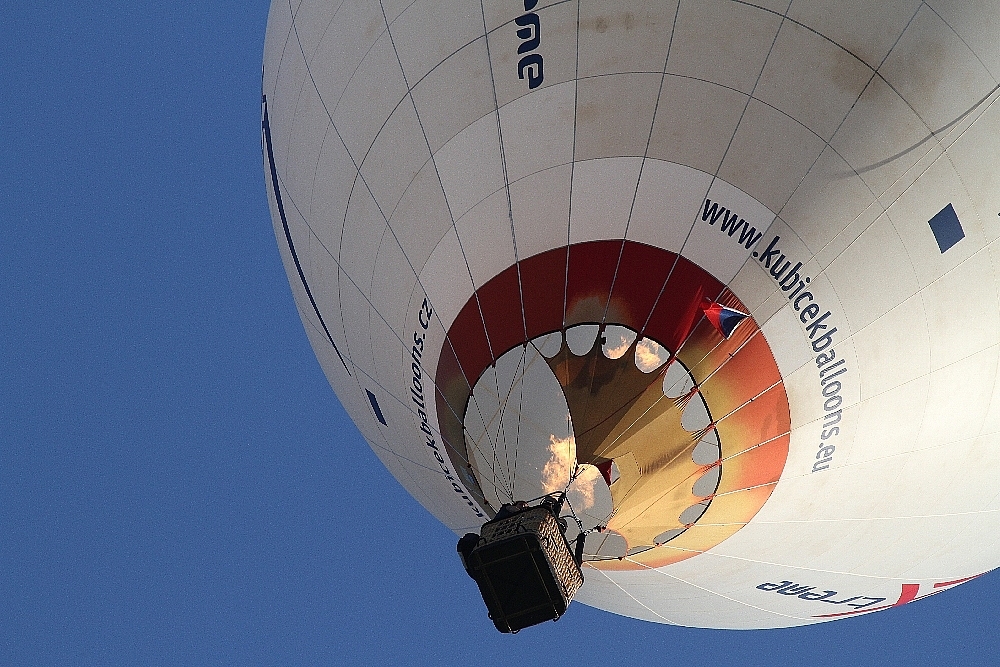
702 300 748 338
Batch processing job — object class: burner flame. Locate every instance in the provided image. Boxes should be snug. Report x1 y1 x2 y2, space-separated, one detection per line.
541 434 576 494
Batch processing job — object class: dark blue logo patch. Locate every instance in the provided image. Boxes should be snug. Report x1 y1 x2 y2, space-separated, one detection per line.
928 203 964 253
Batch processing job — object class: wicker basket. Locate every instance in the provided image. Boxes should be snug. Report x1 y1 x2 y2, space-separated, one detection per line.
464 505 584 632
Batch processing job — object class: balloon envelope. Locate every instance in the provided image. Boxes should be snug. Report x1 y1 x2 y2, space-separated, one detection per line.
262 0 1000 628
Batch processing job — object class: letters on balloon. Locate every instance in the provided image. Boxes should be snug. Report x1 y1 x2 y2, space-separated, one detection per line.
411 298 485 519
515 1 543 89
754 234 848 473
756 581 886 611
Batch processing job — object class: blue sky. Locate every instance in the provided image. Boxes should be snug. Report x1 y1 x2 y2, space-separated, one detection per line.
3 2 998 664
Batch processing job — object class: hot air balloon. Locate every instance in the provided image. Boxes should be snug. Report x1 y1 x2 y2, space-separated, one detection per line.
261 0 1000 629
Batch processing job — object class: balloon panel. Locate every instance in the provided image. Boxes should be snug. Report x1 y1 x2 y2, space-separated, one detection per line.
263 0 1000 627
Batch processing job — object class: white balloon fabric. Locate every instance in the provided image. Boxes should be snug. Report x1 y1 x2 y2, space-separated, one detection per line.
262 0 1000 628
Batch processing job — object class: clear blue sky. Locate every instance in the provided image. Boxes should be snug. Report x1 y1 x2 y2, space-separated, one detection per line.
2 2 997 665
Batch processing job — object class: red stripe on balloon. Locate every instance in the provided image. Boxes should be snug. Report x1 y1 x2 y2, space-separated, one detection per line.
933 574 982 588
893 584 920 606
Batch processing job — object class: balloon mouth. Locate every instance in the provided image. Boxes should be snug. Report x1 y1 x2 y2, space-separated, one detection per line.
464 324 724 563
437 240 792 570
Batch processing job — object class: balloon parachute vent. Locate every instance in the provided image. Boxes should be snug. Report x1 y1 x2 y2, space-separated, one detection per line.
457 495 584 633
